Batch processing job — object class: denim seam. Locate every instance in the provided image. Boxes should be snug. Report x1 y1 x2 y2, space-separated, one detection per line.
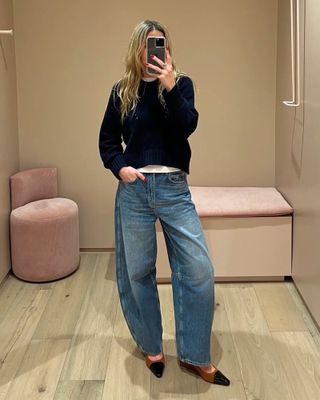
150 268 163 354
160 221 184 360
115 196 148 354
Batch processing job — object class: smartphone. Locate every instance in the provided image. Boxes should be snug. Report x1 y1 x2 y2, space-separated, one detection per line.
146 36 166 75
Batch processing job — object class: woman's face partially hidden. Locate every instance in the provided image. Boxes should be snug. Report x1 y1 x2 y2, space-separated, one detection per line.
141 30 165 77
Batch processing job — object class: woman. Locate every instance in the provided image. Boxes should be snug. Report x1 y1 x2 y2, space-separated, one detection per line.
98 19 230 386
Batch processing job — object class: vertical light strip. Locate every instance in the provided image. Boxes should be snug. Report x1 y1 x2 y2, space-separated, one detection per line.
283 0 300 107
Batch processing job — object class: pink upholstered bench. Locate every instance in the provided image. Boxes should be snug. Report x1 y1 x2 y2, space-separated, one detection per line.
155 187 293 282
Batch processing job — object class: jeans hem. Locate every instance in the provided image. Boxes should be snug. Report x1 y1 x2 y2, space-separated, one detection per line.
138 343 163 356
179 356 211 366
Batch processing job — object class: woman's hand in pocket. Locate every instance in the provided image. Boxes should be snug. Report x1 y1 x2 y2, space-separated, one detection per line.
119 166 147 183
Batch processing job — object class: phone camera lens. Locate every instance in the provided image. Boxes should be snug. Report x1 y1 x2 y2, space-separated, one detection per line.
156 38 164 47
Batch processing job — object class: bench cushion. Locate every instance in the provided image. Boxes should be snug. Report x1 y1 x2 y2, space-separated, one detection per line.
189 186 293 217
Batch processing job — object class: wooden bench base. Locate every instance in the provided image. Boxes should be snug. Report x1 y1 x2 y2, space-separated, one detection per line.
155 215 292 283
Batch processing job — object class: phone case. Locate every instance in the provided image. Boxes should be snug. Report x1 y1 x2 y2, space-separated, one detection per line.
146 36 166 75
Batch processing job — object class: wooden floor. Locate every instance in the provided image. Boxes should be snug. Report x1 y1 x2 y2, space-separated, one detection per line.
0 252 320 400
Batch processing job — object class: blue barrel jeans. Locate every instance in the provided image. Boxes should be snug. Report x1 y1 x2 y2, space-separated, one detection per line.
114 171 215 366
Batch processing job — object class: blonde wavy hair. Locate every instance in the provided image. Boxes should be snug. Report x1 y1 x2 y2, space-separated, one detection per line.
114 19 188 123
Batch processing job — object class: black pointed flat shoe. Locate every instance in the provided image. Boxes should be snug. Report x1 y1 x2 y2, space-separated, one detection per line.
143 352 165 378
179 360 230 386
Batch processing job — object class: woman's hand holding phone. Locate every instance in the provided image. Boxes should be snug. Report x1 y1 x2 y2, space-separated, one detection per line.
147 48 175 92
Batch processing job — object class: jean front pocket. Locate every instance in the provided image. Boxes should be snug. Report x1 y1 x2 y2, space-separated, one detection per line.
121 176 140 185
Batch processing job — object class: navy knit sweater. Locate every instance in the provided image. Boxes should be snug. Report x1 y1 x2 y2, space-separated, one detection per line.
98 75 199 180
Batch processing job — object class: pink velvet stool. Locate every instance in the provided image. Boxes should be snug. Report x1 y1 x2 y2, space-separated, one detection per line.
9 167 80 282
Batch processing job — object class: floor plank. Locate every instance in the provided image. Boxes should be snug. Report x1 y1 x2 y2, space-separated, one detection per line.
54 380 104 400
60 254 117 380
5 338 70 400
285 281 320 351
32 254 94 339
223 286 296 400
272 331 320 400
0 287 52 400
102 336 151 400
254 282 308 331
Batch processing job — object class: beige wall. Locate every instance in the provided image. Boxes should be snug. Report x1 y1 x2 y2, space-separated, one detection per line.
0 0 20 282
12 0 278 248
276 0 320 327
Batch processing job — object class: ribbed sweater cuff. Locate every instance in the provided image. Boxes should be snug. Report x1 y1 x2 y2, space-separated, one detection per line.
108 155 128 180
163 84 184 109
